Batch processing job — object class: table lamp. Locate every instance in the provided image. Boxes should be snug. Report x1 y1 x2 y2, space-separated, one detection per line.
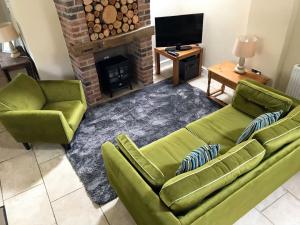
0 22 21 58
232 35 257 74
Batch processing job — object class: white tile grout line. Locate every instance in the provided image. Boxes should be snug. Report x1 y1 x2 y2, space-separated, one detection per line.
282 185 300 201
259 191 299 225
261 192 289 215
49 186 83 204
256 208 275 225
32 147 111 224
32 145 66 166
2 183 42 202
32 149 59 225
0 150 29 165
0 180 4 206
31 144 112 225
99 206 112 225
48 185 112 225
0 151 43 202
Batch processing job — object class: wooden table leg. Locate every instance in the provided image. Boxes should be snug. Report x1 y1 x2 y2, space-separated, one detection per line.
154 52 160 75
25 63 35 79
3 69 12 82
207 72 211 96
198 50 203 76
221 84 225 93
173 60 180 85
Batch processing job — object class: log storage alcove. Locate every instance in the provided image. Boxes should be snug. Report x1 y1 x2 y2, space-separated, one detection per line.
83 0 140 41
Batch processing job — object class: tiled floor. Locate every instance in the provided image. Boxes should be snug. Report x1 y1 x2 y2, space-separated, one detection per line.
0 68 299 225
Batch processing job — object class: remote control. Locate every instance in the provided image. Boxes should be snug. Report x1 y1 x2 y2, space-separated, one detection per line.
167 51 179 57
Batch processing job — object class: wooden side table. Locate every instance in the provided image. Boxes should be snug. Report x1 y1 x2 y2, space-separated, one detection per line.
154 46 203 85
0 52 38 82
207 61 270 106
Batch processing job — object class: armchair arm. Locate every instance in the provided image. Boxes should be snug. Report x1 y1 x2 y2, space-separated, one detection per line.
38 80 87 107
0 110 73 144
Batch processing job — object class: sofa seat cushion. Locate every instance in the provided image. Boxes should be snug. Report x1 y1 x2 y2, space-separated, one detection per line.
140 129 207 182
186 105 253 154
159 140 265 213
252 111 300 158
43 100 85 131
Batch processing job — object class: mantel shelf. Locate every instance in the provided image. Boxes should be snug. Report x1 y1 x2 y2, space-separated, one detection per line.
70 25 155 57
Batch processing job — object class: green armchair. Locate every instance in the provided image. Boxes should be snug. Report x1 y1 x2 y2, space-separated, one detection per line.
0 74 87 150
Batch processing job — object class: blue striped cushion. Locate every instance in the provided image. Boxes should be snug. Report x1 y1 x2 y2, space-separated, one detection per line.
237 110 283 144
176 144 220 175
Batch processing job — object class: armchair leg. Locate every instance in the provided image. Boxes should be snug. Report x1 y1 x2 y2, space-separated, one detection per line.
62 144 71 151
23 143 31 150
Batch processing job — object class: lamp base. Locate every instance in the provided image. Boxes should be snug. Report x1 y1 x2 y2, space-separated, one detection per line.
9 41 21 58
10 51 21 58
234 65 246 74
234 57 246 74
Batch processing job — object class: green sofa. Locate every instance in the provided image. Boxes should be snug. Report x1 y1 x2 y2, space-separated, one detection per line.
102 80 300 225
0 74 87 150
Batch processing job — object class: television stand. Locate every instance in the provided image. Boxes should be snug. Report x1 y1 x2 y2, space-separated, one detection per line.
165 45 193 52
155 45 203 86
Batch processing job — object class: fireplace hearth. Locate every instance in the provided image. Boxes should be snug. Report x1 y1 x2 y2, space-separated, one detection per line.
53 0 153 106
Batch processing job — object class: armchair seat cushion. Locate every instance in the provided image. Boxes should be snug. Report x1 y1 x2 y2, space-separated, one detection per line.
43 100 85 131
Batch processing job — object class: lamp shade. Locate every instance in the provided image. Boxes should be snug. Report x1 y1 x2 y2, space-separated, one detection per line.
0 22 19 43
233 35 257 58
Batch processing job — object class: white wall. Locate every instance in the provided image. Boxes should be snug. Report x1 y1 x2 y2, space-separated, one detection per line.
5 0 299 87
246 0 296 85
276 2 300 91
8 0 74 80
0 0 10 23
151 0 252 67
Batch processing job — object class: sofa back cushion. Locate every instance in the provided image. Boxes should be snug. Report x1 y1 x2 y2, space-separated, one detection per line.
116 134 166 188
252 112 300 158
232 80 293 118
0 74 45 112
159 140 265 213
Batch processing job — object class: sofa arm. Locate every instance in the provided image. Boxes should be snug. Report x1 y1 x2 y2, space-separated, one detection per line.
102 142 180 225
116 134 166 187
232 80 293 118
38 80 87 107
0 110 73 144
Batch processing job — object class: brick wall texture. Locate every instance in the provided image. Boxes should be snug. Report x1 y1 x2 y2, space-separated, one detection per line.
53 0 152 106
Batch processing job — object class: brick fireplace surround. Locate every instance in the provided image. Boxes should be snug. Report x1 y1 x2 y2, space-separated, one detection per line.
53 0 153 106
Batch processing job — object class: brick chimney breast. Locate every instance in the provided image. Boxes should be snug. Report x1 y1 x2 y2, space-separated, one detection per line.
53 0 153 106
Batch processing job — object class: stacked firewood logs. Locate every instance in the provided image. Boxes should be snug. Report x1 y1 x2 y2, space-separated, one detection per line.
83 0 139 41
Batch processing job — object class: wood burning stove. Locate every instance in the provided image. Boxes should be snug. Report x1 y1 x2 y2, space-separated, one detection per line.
96 55 132 97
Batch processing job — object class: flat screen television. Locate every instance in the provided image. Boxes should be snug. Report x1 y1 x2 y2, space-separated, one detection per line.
155 13 204 50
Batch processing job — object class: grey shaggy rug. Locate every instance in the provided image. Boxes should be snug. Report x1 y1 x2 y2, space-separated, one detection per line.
68 79 221 205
